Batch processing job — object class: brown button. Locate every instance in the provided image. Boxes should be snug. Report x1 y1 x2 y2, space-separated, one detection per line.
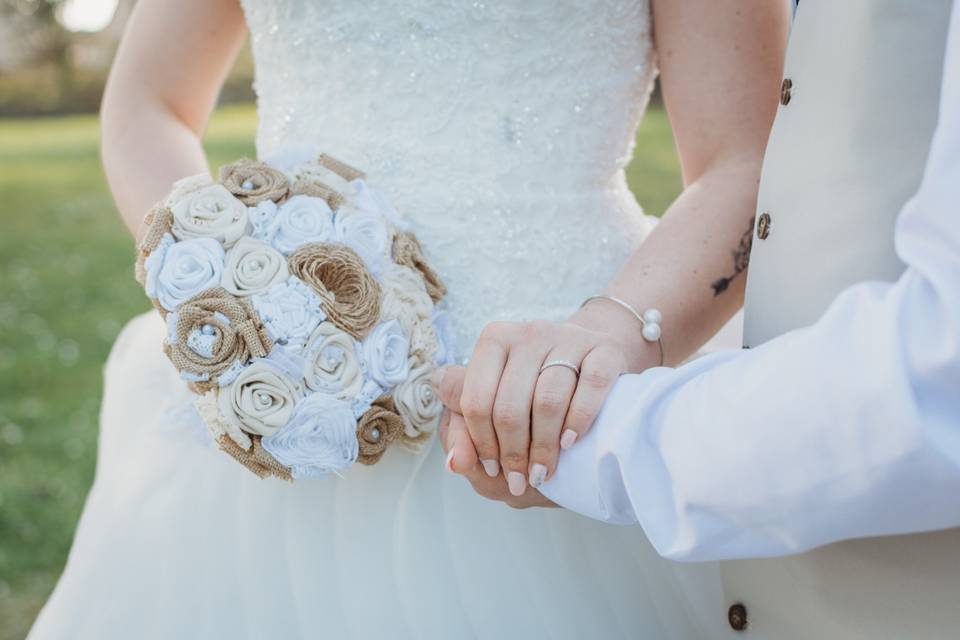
780 78 793 105
756 212 771 240
728 603 748 632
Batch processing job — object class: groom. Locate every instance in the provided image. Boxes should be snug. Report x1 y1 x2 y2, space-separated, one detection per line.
434 0 960 636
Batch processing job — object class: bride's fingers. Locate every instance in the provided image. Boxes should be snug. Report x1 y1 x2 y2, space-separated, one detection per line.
492 345 543 493
460 323 511 474
432 365 467 413
528 361 579 488
445 412 479 474
563 346 627 447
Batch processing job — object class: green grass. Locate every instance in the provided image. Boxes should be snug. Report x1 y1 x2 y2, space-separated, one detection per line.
0 103 680 640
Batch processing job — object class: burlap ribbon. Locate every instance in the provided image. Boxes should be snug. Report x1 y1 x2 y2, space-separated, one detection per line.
289 179 345 210
217 434 293 481
317 153 366 182
287 243 382 340
392 232 447 302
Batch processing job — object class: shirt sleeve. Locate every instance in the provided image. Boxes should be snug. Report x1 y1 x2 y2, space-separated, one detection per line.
540 0 960 562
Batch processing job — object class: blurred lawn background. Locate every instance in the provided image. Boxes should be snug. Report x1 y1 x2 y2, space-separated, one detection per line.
0 104 681 639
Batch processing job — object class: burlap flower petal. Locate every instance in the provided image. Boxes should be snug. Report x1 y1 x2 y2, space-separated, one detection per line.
219 158 290 206
356 395 406 465
392 232 447 302
217 434 293 481
288 243 382 340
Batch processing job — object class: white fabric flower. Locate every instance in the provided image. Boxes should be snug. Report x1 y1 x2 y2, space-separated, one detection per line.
248 200 279 243
269 194 335 254
361 319 411 389
170 183 249 248
145 234 225 311
218 360 304 437
380 264 434 327
261 393 359 478
347 179 410 231
303 322 365 399
393 358 444 439
164 173 214 207
221 237 288 297
252 277 327 353
334 208 390 276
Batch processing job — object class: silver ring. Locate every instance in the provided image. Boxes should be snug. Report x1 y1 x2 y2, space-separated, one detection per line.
539 359 580 377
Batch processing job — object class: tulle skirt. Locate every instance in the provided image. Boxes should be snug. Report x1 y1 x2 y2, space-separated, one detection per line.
28 311 739 639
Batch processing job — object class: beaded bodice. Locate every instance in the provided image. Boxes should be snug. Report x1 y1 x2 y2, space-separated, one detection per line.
240 0 659 351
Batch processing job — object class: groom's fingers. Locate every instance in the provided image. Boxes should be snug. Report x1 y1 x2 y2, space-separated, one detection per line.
563 346 626 446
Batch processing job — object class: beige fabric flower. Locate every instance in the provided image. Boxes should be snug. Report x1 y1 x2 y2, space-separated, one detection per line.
219 158 289 206
218 360 304 437
302 322 364 398
392 232 447 302
165 287 272 389
287 243 382 340
170 183 249 248
393 357 444 443
356 395 405 465
222 237 289 296
194 389 251 450
165 173 214 207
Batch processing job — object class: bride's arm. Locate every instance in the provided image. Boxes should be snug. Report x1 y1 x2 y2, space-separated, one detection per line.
447 0 789 497
101 0 247 239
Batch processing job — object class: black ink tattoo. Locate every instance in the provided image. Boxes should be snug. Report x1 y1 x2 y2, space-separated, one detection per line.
710 216 755 296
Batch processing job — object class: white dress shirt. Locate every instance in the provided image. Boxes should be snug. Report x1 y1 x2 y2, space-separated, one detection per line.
541 1 960 562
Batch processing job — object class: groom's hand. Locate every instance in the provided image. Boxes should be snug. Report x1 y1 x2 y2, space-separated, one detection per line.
435 368 555 509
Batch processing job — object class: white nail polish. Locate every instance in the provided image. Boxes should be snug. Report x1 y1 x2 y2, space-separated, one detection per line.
507 471 526 496
445 448 455 473
560 429 578 450
481 459 500 477
529 464 547 488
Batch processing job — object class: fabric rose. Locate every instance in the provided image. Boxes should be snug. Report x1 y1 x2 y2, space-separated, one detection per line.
356 395 405 465
170 183 249 248
145 234 225 312
334 208 390 276
303 322 365 398
222 237 288 297
393 358 443 441
164 287 272 388
269 195 336 255
361 319 411 389
218 360 303 437
347 179 410 231
194 389 251 450
164 173 214 207
219 158 289 206
379 264 434 332
261 393 359 478
251 277 326 353
288 243 382 340
392 232 446 301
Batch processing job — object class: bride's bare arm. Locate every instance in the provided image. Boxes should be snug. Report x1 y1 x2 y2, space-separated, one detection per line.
101 0 246 239
445 0 789 497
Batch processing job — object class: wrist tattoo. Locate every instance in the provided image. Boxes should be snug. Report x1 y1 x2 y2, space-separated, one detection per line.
710 216 755 296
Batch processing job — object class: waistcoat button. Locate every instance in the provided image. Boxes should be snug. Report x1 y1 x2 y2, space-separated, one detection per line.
728 603 748 632
757 212 772 239
780 78 793 105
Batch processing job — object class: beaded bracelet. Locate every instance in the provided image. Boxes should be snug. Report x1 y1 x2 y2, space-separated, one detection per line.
580 295 664 366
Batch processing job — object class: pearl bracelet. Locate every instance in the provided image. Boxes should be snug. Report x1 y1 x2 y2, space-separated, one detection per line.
580 295 664 366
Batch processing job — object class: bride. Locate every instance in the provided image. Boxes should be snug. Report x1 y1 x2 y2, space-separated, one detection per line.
29 0 787 638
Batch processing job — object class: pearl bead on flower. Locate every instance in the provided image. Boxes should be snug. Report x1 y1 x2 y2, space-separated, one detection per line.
201 324 216 336
241 180 255 190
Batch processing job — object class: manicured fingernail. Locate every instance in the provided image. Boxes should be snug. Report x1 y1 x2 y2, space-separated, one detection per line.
507 471 527 496
481 459 500 477
445 448 456 473
560 429 578 450
529 464 547 488
431 367 446 390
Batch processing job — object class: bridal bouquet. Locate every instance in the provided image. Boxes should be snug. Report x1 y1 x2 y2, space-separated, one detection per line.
134 152 454 481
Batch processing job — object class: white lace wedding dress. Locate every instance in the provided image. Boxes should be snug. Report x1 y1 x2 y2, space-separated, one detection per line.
30 1 740 638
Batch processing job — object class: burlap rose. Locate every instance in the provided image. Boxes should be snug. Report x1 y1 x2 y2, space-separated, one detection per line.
222 237 288 297
170 184 249 248
302 322 364 398
356 395 405 465
135 206 174 285
392 232 447 301
219 158 289 206
287 243 382 340
165 287 272 390
217 434 293 481
393 358 443 444
218 360 304 437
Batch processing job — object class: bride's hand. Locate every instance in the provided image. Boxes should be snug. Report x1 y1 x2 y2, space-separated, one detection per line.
437 319 638 495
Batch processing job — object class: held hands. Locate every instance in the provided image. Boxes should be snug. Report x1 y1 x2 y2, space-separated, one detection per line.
432 317 648 498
